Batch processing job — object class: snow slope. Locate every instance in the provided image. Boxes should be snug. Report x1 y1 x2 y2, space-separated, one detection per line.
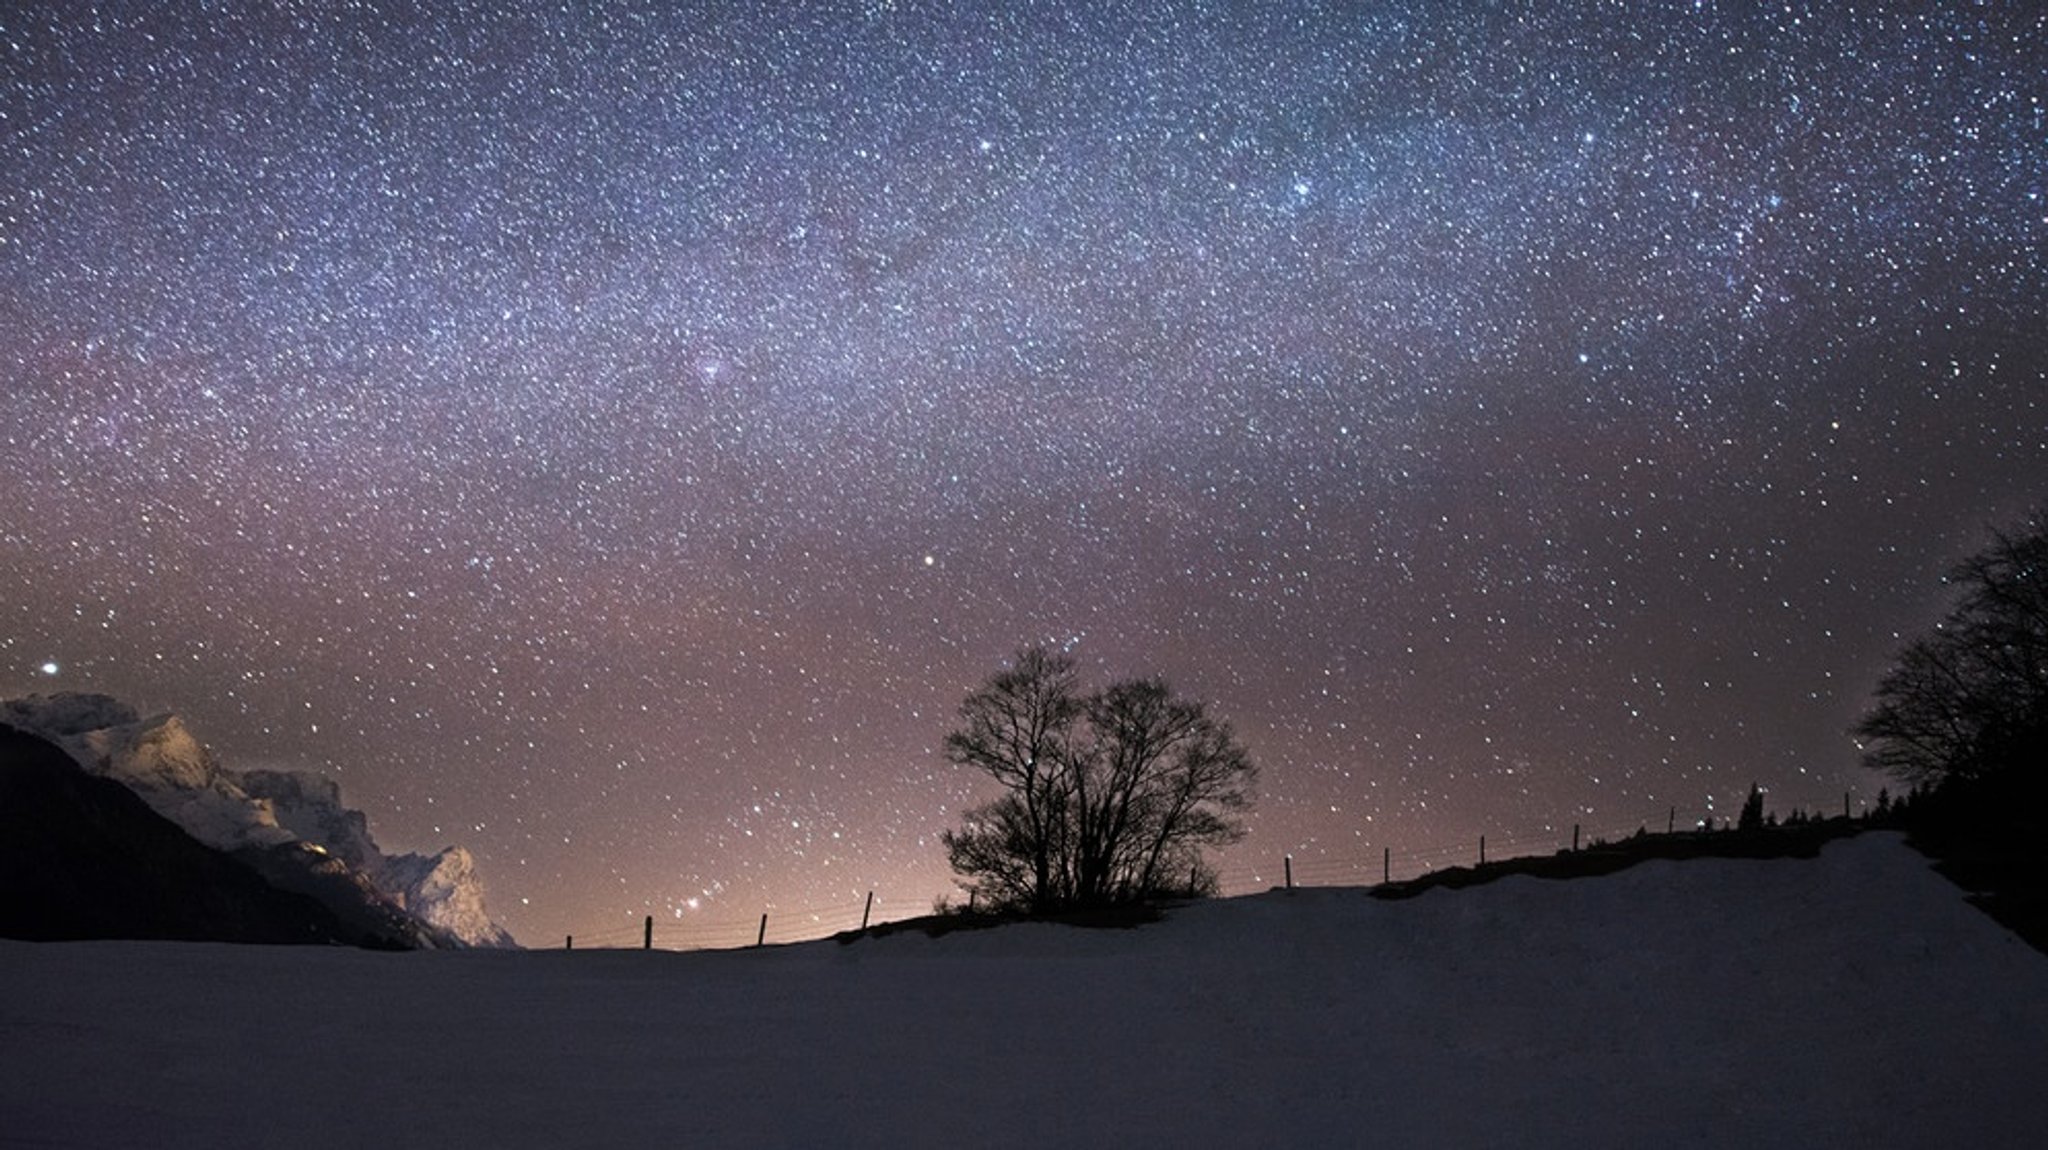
2 833 2042 1148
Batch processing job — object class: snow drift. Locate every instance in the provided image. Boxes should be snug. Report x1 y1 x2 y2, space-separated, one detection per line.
2 693 514 948
2 833 2041 1148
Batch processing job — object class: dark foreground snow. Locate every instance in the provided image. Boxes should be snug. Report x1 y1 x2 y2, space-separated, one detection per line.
4 833 2044 1148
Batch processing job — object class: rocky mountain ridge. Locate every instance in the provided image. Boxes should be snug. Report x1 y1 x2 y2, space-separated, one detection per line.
1 692 514 948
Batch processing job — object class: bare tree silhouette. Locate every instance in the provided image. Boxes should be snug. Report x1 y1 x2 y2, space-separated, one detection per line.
943 646 1256 913
1858 507 2048 794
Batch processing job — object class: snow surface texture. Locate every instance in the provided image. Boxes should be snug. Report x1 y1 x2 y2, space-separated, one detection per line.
2 834 2041 1148
1 693 513 948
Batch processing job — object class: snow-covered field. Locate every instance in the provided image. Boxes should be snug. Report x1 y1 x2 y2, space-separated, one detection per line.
4 832 2043 1148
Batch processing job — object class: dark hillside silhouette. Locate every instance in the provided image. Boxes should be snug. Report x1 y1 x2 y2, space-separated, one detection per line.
1371 818 1868 901
1891 781 2048 953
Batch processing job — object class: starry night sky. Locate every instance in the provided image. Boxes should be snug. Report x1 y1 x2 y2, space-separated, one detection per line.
3 1 2044 945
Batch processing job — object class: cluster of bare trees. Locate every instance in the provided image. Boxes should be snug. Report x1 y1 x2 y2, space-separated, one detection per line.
942 646 1256 913
1858 507 2048 793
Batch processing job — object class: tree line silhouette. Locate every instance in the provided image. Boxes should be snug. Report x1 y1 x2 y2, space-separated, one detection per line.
1854 504 2048 948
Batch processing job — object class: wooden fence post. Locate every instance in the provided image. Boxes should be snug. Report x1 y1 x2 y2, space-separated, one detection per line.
565 935 573 951
1284 855 1293 890
1844 791 1851 819
1479 835 1486 866
1383 846 1390 884
861 891 874 931
644 915 653 950
1572 824 1581 852
1668 807 1676 834
756 913 768 947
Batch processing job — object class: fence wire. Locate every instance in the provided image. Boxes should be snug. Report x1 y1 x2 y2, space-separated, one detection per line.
561 892 918 953
558 797 1865 952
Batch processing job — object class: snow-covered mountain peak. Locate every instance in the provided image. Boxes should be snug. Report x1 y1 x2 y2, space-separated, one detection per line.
239 767 383 872
5 697 293 853
385 846 517 949
2 692 515 948
86 712 219 791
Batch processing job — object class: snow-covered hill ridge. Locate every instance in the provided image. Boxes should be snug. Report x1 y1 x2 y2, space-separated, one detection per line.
1 692 514 948
2 833 2040 1148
